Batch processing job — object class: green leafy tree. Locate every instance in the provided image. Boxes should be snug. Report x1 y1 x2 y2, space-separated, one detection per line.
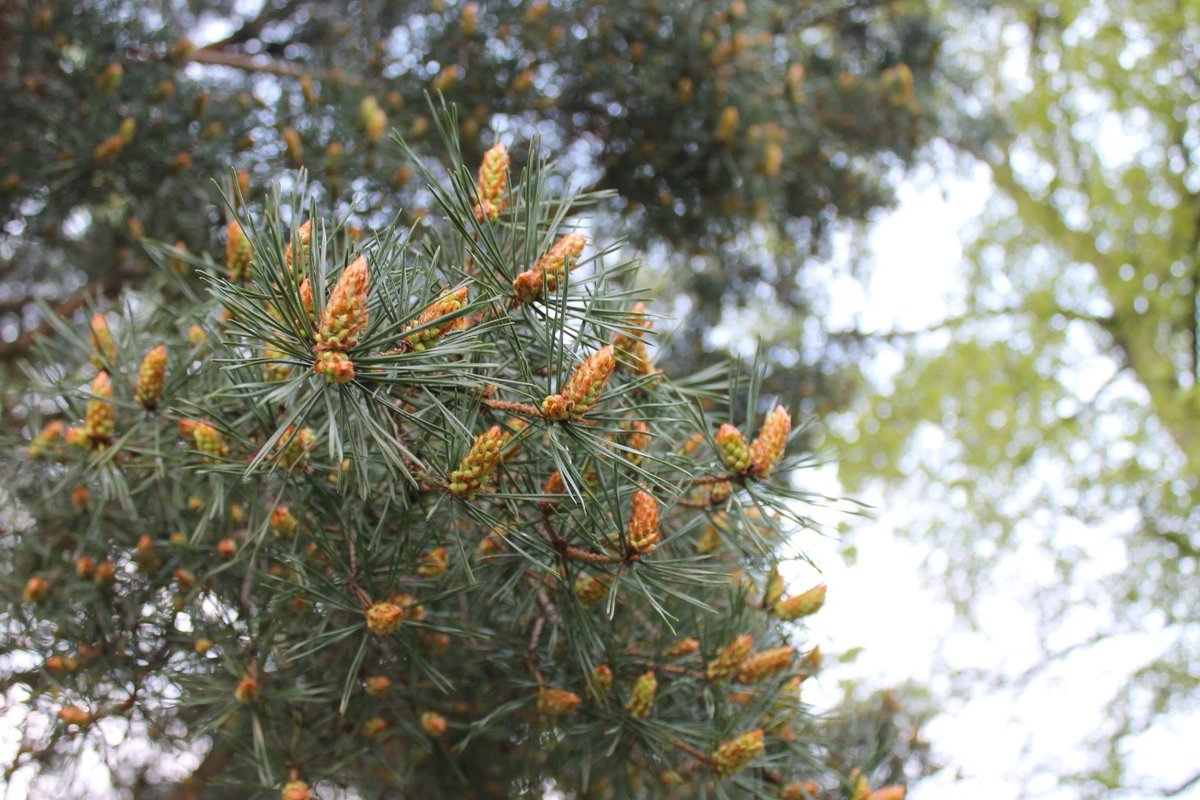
0 0 941 405
1 117 920 799
837 0 1200 793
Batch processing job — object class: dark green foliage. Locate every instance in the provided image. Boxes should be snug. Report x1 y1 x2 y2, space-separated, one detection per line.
0 0 941 401
0 120 924 798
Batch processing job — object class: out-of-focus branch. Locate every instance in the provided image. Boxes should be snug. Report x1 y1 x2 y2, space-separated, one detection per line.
0 270 131 361
201 0 304 51
165 743 235 800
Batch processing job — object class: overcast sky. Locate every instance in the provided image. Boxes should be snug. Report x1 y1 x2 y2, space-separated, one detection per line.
799 163 1200 800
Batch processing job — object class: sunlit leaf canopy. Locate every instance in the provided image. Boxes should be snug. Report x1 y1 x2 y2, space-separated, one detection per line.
836 0 1200 793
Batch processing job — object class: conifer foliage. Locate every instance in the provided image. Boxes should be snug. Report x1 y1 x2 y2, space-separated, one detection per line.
1 114 909 799
0 0 939 400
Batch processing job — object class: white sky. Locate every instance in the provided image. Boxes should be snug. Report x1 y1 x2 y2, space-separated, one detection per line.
799 167 1200 800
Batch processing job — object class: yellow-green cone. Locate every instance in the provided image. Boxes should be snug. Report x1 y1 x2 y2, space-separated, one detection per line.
192 421 229 462
541 345 615 420
587 664 613 702
90 313 117 368
537 687 582 715
772 583 826 621
715 423 750 473
513 232 586 303
573 574 609 606
711 729 763 777
705 634 752 681
402 287 469 352
625 671 657 718
225 220 252 282
474 141 510 221
736 646 795 683
83 372 115 446
748 405 791 478
448 425 508 499
134 344 167 410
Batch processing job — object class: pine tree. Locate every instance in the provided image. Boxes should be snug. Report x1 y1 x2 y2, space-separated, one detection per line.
0 0 940 405
1 112 916 799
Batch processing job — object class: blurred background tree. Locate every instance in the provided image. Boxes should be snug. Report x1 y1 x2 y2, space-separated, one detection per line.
836 0 1200 793
0 0 943 409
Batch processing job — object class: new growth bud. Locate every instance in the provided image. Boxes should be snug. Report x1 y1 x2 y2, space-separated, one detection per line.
537 687 582 715
748 405 791 478
313 255 369 382
27 420 63 458
359 96 388 145
83 372 115 447
281 780 311 800
715 423 750 473
402 287 469 352
134 345 167 410
588 664 613 702
626 490 659 555
419 710 448 736
625 671 657 718
191 422 229 462
541 345 615 420
226 220 252 282
772 583 826 621
573 574 609 606
284 220 312 273
711 729 763 777
365 601 405 635
513 232 586 303
736 646 794 683
612 302 654 375
706 634 752 681
270 506 298 539
315 256 369 351
90 313 116 368
474 142 509 221
448 426 507 499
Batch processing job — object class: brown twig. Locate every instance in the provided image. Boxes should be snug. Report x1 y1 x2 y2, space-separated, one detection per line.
526 614 546 686
481 397 544 417
672 738 714 768
561 545 622 565
184 48 361 85
0 270 131 361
